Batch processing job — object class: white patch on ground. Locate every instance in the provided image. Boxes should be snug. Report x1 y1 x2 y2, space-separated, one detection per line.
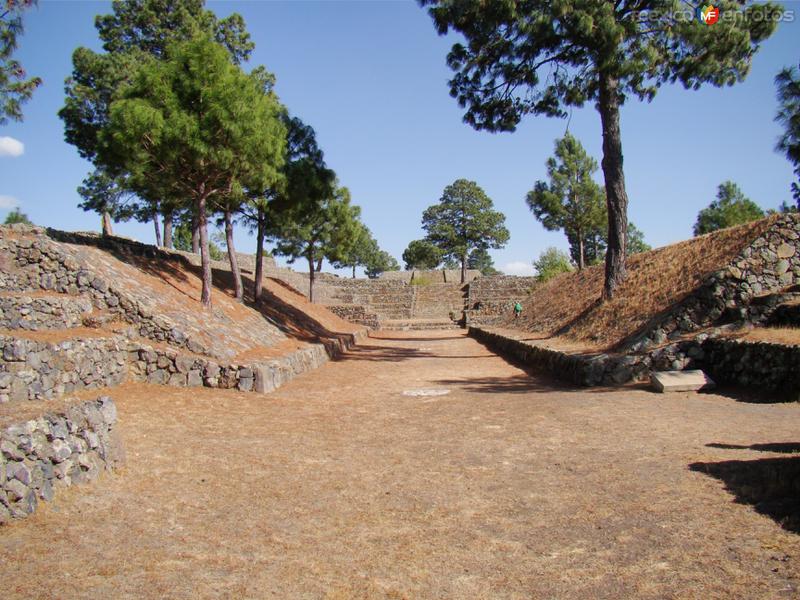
402 389 451 397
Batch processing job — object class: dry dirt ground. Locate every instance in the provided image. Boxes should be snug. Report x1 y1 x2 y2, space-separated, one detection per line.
2 330 799 599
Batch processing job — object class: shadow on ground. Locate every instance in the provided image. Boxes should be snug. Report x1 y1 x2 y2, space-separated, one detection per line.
699 385 799 404
434 375 578 394
369 334 466 342
707 442 800 453
691 444 800 534
338 345 436 363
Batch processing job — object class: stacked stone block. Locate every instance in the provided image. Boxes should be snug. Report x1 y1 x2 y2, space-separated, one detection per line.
0 396 123 523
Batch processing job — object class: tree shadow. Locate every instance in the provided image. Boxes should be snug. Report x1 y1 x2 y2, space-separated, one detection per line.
369 334 466 342
690 447 800 533
699 384 799 404
337 345 436 363
706 442 800 454
433 375 578 395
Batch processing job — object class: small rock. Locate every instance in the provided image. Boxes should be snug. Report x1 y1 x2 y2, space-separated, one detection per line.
91 278 108 293
0 439 24 461
168 372 187 387
50 439 72 463
175 356 195 373
5 478 29 501
187 370 203 387
777 243 796 259
7 462 32 485
38 479 54 502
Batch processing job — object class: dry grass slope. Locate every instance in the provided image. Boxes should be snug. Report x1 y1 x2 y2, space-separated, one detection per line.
502 216 777 350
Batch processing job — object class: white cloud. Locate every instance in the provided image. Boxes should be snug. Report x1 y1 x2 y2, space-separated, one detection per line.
0 136 24 158
502 261 535 276
0 195 20 209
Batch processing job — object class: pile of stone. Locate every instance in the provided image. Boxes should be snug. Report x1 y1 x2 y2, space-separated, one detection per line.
0 396 123 523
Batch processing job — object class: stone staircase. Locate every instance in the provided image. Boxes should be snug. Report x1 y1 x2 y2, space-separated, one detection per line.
410 282 468 320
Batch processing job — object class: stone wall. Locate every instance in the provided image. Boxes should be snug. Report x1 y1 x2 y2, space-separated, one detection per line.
698 337 800 398
469 326 648 387
0 334 128 402
126 341 330 394
469 215 800 392
327 305 380 329
0 396 124 524
0 294 92 331
466 276 539 325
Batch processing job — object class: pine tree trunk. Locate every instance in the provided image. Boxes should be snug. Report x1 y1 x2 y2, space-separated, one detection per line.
163 211 173 249
598 71 629 300
578 228 585 270
101 211 113 237
316 257 323 272
461 254 467 284
224 209 243 302
352 265 356 279
192 215 200 254
307 253 316 303
153 210 162 247
254 207 266 302
197 192 212 309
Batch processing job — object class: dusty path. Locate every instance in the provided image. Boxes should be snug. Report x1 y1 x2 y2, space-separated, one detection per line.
2 330 799 599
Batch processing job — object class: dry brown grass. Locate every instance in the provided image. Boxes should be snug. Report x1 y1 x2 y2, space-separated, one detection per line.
1 331 798 598
504 217 776 350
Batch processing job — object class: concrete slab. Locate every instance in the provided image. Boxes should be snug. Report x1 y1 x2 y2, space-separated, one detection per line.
651 370 715 393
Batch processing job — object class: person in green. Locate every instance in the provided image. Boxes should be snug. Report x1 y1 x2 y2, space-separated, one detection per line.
513 301 522 319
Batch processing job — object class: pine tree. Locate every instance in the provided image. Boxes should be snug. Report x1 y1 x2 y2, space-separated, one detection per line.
421 0 780 297
422 179 509 283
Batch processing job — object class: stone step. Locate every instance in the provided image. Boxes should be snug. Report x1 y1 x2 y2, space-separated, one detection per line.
650 370 716 393
379 319 462 331
0 293 93 331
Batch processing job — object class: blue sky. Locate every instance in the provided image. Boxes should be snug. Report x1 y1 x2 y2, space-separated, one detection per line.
1 0 798 276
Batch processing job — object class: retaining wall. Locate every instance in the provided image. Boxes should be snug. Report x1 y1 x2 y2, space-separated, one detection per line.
698 337 800 398
327 305 380 329
0 396 124 524
126 341 331 394
466 276 538 325
0 334 128 402
0 294 93 331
